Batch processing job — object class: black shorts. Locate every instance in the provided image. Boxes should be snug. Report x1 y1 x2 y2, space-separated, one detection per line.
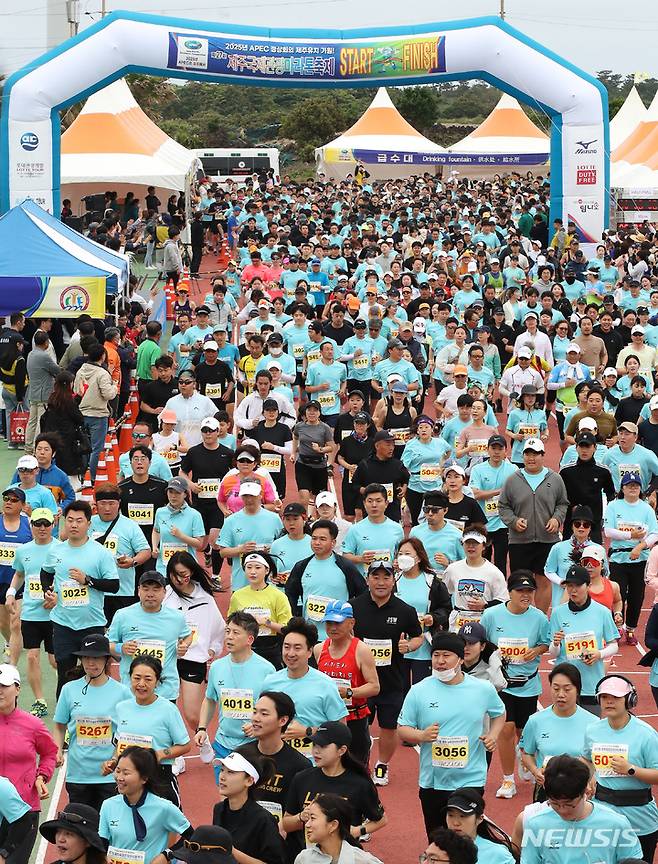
177 658 207 684
347 379 372 400
104 595 136 626
508 543 553 576
21 619 54 653
500 690 538 729
0 582 22 604
295 461 328 494
197 503 224 533
367 690 404 730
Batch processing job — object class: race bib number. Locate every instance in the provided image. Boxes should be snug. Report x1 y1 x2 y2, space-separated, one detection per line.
484 496 499 516
205 383 223 399
332 677 353 707
592 743 629 778
242 605 271 636
518 425 539 439
76 716 112 746
446 519 465 534
564 631 597 660
102 534 119 557
420 464 442 483
258 800 282 823
307 350 321 365
470 438 489 454
317 392 336 409
618 463 641 481
162 543 187 562
498 637 529 665
367 550 391 565
292 343 305 359
134 639 166 662
289 737 313 758
432 736 469 769
60 579 89 607
306 595 333 622
116 733 152 755
260 454 282 473
188 623 199 645
220 688 254 720
27 578 43 599
364 638 392 667
348 353 368 370
127 504 154 525
108 848 145 864
451 611 482 631
162 448 180 465
0 542 18 564
197 478 220 499
382 483 394 503
391 428 412 444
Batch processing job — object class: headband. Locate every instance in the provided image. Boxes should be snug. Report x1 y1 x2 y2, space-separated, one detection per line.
243 553 271 572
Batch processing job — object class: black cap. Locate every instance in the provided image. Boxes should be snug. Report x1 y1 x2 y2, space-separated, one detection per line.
446 788 485 816
488 433 507 447
458 622 487 644
311 721 352 747
262 398 279 411
139 570 167 587
283 502 306 517
347 389 365 400
430 632 466 657
2 487 26 503
571 504 594 523
564 564 590 585
508 572 537 591
492 304 505 314
267 332 283 344
72 633 111 657
576 431 597 447
353 411 370 424
39 804 105 853
353 319 367 329
174 826 236 864
374 429 395 443
306 399 321 411
196 305 210 315
603 294 615 303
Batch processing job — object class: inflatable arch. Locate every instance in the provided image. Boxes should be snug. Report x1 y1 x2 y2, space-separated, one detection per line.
1 13 609 242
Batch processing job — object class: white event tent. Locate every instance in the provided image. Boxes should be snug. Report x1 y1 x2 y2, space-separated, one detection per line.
610 86 647 151
611 90 658 189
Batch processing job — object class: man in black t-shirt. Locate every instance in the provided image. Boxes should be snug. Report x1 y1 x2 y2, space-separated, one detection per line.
138 355 179 430
118 445 168 556
192 341 234 412
250 400 293 498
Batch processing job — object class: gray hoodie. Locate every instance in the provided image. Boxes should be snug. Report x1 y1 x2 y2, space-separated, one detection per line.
74 362 117 417
498 468 568 545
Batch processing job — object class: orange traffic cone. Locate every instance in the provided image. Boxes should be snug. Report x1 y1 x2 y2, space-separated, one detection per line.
78 469 94 503
105 437 118 484
109 418 120 465
165 279 175 320
94 454 109 491
128 389 140 424
118 418 133 454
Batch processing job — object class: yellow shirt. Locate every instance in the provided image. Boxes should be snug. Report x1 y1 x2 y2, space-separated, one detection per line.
228 584 292 635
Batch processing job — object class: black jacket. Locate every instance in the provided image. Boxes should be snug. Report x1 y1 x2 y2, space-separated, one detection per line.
286 553 367 615
559 458 615 534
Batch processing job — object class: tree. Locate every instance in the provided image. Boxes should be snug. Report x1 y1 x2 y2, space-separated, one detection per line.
391 86 439 133
280 93 364 150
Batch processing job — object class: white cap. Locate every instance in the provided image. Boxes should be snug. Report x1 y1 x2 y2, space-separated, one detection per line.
202 340 219 352
578 416 598 431
200 416 220 431
316 491 338 508
566 342 581 354
650 395 658 410
443 463 466 477
632 325 645 335
266 360 282 371
17 455 38 470
490 257 499 264
523 437 545 453
581 545 606 564
241 438 260 451
523 311 539 322
413 317 426 332
239 481 262 497
517 346 532 359
462 531 487 544
603 367 618 378
218 752 260 783
0 664 20 686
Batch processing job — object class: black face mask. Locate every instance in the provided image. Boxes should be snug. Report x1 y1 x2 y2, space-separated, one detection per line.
565 276 576 283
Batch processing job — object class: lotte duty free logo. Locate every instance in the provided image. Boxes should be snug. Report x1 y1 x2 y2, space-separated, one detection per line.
577 168 597 185
20 132 39 151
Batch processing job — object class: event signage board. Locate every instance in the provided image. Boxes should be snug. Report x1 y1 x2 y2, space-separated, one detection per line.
0 275 105 318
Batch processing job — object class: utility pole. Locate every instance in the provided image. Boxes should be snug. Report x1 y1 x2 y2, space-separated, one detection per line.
66 0 80 36
499 0 505 19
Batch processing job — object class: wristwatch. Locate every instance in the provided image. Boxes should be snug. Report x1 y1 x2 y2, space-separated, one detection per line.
305 726 313 738
359 826 368 838
627 765 636 776
345 688 353 700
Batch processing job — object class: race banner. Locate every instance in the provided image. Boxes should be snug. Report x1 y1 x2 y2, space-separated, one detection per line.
0 275 106 318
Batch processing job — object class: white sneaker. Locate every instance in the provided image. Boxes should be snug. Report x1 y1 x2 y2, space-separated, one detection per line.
199 740 214 764
495 779 517 798
172 755 186 775
372 762 389 786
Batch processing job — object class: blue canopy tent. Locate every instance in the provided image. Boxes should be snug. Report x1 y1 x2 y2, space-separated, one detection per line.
0 199 129 317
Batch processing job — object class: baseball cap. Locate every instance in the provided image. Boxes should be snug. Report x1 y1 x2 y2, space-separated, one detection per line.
523 438 545 453
520 384 538 396
564 564 590 585
492 305 505 314
399 321 413 332
595 676 634 699
458 622 487 644
508 572 537 591
621 470 642 486
367 560 394 575
310 257 321 265
446 789 485 816
566 342 581 354
305 400 321 411
571 504 594 523
323 600 354 623
239 481 262 497
196 305 210 315
0 664 20 685
267 332 283 345
217 752 260 783
576 431 597 447
578 416 598 431
390 381 409 393
2 488 26 502
523 311 539 322
353 411 370 424
283 502 306 517
311 721 352 747
374 430 396 444
488 434 507 447
462 530 486 544
618 421 638 434
316 490 338 507
17 455 38 470
650 395 658 410
353 318 367 329
167 476 188 493
139 570 167 587
632 325 645 335
200 416 220 431
581 545 606 564
159 409 178 425
453 364 468 376
443 463 466 477
262 398 279 411
202 341 219 352
516 346 532 359
30 507 55 524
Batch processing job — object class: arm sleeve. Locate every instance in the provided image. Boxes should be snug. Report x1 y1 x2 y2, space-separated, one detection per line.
284 561 305 614
428 578 451 631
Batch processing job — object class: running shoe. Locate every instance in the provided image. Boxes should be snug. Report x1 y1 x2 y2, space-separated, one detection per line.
172 755 186 775
495 779 517 798
29 699 48 718
372 762 389 786
625 629 638 646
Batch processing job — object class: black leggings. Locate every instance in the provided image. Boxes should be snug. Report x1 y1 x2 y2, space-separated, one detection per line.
66 781 117 812
405 489 425 526
639 830 658 864
485 527 509 576
347 715 371 766
609 560 646 629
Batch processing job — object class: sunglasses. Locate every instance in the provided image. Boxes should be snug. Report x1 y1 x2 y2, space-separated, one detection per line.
572 520 591 528
3 496 21 503
183 841 229 853
423 505 445 514
581 558 600 567
32 520 52 528
17 466 35 472
179 380 195 385
132 432 149 440
201 427 217 434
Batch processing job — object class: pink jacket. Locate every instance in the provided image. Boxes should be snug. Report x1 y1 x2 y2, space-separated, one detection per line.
0 708 58 810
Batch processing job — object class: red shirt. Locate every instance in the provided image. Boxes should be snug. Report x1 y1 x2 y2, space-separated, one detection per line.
318 636 369 721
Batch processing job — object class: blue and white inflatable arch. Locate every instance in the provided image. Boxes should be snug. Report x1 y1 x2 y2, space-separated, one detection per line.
1 13 609 242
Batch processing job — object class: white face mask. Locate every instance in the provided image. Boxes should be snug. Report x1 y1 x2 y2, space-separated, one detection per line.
432 665 460 682
269 347 283 356
397 554 416 572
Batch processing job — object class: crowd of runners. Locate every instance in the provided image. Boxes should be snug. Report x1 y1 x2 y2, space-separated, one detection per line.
0 167 657 864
